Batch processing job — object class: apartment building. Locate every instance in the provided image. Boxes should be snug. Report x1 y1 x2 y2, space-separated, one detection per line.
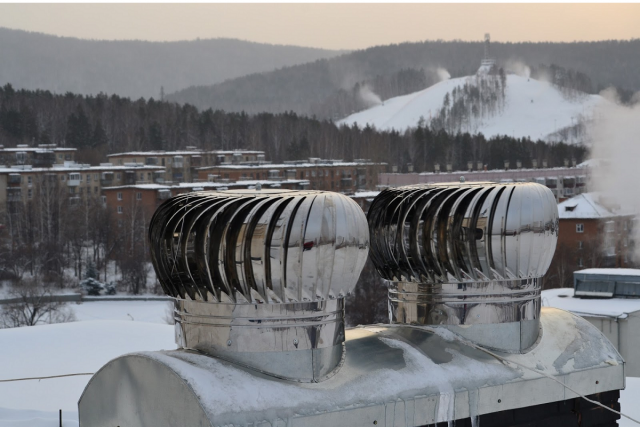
0 144 76 166
0 162 164 210
107 149 266 183
556 193 637 269
198 158 387 193
102 179 309 222
380 166 588 202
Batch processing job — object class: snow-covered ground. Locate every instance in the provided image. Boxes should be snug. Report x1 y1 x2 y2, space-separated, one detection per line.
338 74 604 141
0 301 175 426
1 298 638 426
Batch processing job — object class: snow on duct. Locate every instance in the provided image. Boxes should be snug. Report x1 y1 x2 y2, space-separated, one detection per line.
367 181 558 352
147 189 369 382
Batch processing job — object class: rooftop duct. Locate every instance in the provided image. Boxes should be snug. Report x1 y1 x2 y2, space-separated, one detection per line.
148 189 369 382
367 182 558 352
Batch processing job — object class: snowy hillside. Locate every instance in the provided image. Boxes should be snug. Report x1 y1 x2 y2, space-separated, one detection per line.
338 74 604 142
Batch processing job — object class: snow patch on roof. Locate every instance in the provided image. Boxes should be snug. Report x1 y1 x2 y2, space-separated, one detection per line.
542 288 640 318
558 192 636 219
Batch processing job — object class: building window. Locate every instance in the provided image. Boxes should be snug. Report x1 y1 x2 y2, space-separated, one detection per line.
576 223 584 233
27 176 32 185
578 257 583 267
94 174 99 180
87 174 91 182
101 196 107 204
117 192 123 201
116 173 121 180
311 171 316 177
624 237 629 247
117 206 123 214
577 241 583 250
604 221 615 233
136 192 142 200
27 189 32 199
61 175 65 181
94 186 98 194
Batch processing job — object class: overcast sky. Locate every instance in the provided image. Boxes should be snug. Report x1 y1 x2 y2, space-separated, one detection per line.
1 3 638 50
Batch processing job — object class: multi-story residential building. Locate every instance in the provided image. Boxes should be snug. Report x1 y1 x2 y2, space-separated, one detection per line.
0 144 76 166
197 159 387 193
0 161 164 210
107 149 266 183
379 166 588 202
102 179 309 223
555 193 636 271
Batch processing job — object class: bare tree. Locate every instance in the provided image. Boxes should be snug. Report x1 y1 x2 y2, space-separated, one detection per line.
0 278 76 328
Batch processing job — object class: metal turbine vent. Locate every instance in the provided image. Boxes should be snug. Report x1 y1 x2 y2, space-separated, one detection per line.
148 189 369 382
367 182 558 352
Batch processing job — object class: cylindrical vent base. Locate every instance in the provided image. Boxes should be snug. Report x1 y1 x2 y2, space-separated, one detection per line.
389 278 541 353
174 297 346 382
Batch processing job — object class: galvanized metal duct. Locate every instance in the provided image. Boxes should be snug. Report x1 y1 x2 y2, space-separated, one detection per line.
367 182 558 352
148 189 369 382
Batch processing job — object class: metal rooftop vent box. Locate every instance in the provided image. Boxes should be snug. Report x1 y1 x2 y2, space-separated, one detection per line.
79 185 626 427
574 268 640 298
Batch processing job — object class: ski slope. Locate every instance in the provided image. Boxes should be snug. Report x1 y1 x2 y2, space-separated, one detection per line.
338 74 605 141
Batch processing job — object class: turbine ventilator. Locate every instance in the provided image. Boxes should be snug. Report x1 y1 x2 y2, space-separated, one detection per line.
367 181 558 352
148 189 369 382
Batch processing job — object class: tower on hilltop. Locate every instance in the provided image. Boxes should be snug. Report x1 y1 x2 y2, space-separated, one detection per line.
478 33 496 75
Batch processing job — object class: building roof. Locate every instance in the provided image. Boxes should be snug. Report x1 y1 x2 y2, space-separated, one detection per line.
575 268 640 277
558 193 635 219
0 146 76 152
198 161 384 171
107 149 265 157
542 288 640 318
0 163 164 174
102 179 310 191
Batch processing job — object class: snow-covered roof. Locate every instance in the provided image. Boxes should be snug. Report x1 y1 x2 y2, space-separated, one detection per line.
0 163 164 174
575 268 640 277
0 147 76 152
558 193 635 219
352 191 380 198
102 179 310 191
199 161 384 170
107 149 264 157
542 288 640 318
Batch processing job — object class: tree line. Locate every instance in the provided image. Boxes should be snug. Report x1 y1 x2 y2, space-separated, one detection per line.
0 84 586 171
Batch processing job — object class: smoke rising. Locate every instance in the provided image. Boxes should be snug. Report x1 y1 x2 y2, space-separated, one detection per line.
358 84 383 107
588 88 640 261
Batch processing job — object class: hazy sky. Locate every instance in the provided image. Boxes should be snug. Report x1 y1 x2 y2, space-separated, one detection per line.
0 3 638 50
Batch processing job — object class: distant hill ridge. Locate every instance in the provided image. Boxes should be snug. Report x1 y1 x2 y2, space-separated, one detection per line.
167 39 640 118
0 27 344 99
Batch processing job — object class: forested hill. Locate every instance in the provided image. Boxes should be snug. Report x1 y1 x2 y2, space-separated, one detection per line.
167 39 640 118
0 27 343 99
0 84 586 172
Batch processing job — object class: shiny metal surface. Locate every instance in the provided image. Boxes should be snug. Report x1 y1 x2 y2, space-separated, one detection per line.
78 308 624 427
148 189 369 381
174 298 346 381
367 182 558 352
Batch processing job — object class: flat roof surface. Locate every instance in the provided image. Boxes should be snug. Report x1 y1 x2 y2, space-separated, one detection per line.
542 288 640 318
575 268 640 277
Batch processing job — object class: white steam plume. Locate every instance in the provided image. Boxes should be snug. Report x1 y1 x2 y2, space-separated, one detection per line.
436 67 451 81
358 84 382 108
503 59 531 78
588 88 640 262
